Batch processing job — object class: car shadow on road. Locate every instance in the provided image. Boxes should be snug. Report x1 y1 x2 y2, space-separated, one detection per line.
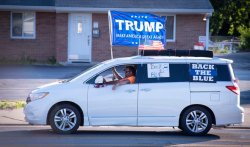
0 128 220 146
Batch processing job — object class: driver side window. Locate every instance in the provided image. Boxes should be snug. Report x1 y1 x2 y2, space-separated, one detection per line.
101 65 125 83
86 64 137 84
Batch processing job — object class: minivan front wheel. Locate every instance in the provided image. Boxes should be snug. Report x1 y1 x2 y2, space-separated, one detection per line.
180 106 212 135
49 104 80 134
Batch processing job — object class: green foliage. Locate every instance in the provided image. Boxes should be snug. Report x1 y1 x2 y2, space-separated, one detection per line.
20 56 37 64
239 27 250 50
210 0 250 36
209 47 229 54
48 56 57 65
0 100 26 110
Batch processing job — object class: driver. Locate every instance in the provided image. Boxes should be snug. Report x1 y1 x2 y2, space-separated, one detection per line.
104 66 136 90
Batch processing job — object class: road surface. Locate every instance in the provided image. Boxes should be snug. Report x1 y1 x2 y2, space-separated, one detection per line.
0 125 249 147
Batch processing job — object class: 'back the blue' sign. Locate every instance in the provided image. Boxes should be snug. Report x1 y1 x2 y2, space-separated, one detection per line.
108 10 166 46
189 63 217 83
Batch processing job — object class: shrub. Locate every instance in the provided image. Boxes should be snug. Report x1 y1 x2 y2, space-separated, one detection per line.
239 27 250 51
20 56 37 64
48 56 57 65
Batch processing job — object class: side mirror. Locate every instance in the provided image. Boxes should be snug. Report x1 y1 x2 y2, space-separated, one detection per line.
95 76 104 84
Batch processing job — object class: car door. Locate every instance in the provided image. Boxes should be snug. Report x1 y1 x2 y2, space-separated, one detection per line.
138 63 190 126
189 63 233 110
87 65 138 126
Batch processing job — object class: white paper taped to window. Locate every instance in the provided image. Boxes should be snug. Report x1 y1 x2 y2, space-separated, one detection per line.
147 63 170 78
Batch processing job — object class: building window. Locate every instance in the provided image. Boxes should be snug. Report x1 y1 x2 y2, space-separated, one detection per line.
77 22 83 34
166 16 175 41
11 12 35 39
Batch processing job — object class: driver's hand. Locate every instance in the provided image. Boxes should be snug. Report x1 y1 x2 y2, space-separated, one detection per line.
112 84 116 90
112 67 115 71
112 68 117 79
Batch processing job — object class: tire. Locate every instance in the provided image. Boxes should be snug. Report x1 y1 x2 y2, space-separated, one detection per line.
49 104 81 134
180 106 212 136
178 126 183 131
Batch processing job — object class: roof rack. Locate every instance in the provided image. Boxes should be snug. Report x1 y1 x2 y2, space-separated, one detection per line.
140 49 213 58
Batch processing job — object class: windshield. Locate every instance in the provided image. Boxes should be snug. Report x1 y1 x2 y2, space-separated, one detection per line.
64 59 116 82
64 62 105 82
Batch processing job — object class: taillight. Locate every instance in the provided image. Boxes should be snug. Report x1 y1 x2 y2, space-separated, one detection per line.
226 79 240 95
226 85 239 95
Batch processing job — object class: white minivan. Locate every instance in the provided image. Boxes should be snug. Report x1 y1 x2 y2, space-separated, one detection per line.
24 54 244 135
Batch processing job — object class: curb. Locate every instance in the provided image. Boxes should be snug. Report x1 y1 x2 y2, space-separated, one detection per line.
213 126 250 130
0 124 249 130
0 124 29 126
225 126 250 129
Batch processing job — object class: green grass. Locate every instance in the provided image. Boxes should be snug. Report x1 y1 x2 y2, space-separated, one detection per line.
0 100 26 110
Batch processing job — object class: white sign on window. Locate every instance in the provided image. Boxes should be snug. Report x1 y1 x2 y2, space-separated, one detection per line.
147 63 170 78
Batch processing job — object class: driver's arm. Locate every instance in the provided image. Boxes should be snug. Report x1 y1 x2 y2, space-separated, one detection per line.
112 78 130 90
103 78 116 84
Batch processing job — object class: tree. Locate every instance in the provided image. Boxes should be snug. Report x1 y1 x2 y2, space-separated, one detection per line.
209 0 250 36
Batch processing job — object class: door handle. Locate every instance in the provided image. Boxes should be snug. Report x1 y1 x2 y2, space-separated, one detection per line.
140 88 151 92
125 89 136 93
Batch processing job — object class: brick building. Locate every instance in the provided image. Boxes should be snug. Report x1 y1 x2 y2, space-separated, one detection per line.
0 0 213 63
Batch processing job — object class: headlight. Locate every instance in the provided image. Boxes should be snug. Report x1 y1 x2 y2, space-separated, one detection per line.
26 92 49 103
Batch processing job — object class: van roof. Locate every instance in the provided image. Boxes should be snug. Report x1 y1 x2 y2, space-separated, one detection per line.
108 56 233 64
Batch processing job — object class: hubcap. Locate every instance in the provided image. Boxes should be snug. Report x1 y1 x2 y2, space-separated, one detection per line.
54 108 77 131
186 110 208 133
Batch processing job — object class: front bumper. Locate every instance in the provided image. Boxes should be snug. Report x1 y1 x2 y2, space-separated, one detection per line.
24 100 48 125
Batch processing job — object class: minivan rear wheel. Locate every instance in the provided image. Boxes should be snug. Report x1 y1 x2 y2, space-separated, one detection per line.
180 106 212 135
49 104 81 134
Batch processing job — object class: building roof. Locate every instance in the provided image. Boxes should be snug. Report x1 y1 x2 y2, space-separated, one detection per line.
55 0 213 9
0 0 55 6
0 0 213 13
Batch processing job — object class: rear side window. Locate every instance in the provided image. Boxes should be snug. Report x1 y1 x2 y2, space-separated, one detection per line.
217 64 231 81
138 63 231 84
138 63 189 83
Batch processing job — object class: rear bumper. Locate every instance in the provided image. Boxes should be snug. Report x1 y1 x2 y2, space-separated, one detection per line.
213 105 244 126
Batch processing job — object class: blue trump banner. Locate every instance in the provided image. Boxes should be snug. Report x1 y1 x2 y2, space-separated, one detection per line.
108 11 166 47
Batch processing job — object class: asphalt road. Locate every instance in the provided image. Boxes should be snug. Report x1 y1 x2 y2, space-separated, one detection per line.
0 126 249 147
0 65 91 100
